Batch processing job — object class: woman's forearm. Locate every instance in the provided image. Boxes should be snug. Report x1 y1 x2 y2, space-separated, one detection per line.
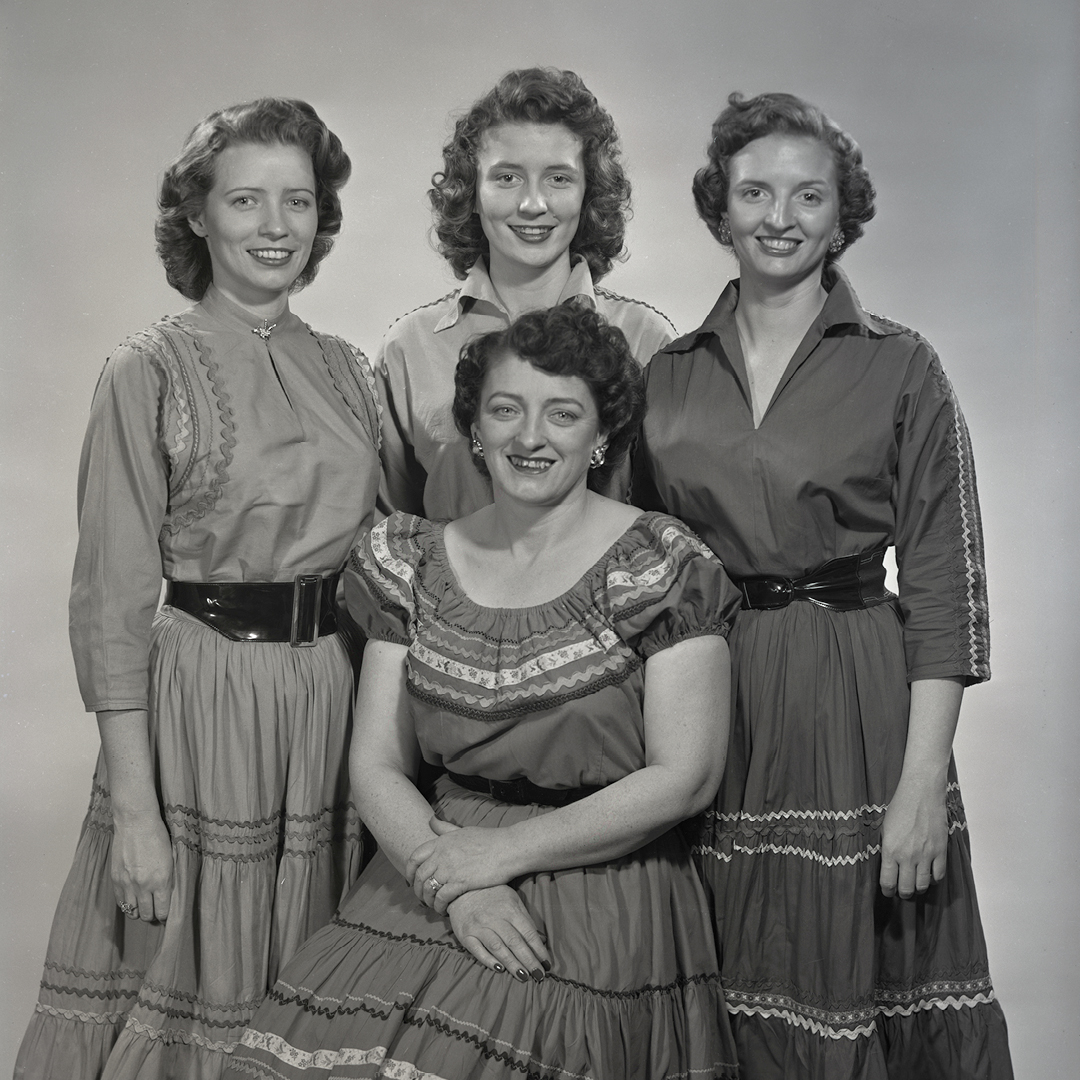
353 759 440 876
893 677 963 798
349 640 440 877
96 709 162 822
497 760 717 879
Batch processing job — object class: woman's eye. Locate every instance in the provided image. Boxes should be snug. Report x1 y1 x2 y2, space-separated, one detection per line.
551 410 578 423
232 195 255 207
288 197 312 209
496 173 519 185
549 174 572 186
800 191 822 204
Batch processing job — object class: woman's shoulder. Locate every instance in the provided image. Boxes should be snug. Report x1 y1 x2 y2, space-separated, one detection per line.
609 510 719 570
598 510 737 650
380 290 463 345
365 512 445 570
97 313 199 383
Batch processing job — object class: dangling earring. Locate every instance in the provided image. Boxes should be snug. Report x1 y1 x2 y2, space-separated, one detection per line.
590 445 607 469
718 218 732 245
471 435 484 459
828 231 844 254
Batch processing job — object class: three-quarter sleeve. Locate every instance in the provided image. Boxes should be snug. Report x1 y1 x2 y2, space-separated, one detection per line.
69 345 169 712
373 335 429 519
342 514 425 645
608 515 741 658
893 342 990 684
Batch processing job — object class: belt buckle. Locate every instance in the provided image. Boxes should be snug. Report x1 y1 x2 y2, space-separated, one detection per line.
746 577 793 610
290 574 323 648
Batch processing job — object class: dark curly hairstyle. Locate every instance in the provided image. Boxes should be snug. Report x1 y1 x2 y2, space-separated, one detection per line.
155 98 351 301
692 92 876 264
430 68 631 282
452 301 645 493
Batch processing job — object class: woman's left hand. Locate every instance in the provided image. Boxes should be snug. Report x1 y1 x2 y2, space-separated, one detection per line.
406 817 515 914
879 779 948 899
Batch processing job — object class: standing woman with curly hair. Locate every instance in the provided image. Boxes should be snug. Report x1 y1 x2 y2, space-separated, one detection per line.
634 93 1013 1078
16 99 382 1080
375 66 676 519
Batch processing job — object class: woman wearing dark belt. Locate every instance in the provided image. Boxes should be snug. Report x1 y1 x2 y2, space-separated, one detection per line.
225 303 741 1080
633 92 1013 1079
16 99 381 1080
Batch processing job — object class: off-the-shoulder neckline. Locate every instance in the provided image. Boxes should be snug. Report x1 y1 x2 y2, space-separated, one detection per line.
422 510 679 615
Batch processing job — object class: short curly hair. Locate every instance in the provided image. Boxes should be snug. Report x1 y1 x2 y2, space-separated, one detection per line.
692 92 876 263
155 98 351 301
430 68 630 282
452 301 645 493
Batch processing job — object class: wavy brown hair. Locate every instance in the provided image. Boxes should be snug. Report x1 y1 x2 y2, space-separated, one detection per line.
155 98 351 300
430 68 630 282
693 92 876 264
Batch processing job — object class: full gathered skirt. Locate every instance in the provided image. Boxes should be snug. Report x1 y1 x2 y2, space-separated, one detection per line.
16 607 365 1080
226 775 739 1080
697 600 1012 1080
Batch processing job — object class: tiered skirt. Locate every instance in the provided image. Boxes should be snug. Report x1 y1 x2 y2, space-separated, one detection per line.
226 775 740 1080
697 599 1012 1079
16 607 364 1080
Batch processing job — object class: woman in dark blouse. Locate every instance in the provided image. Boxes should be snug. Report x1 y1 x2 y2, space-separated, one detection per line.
634 92 1013 1079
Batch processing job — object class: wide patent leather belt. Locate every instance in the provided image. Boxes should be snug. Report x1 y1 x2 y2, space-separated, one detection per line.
732 549 890 612
447 770 602 808
165 575 339 645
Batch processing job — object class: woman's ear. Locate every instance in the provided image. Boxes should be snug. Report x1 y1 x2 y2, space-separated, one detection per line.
187 214 208 238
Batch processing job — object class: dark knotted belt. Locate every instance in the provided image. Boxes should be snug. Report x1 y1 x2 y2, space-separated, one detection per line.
731 548 891 612
165 574 339 645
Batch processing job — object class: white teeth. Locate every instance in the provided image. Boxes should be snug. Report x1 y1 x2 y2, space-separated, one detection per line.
509 457 552 471
251 249 291 261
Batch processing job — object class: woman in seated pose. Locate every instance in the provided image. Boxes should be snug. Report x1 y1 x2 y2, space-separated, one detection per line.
376 65 676 518
634 91 1013 1078
227 304 740 1080
17 99 381 1079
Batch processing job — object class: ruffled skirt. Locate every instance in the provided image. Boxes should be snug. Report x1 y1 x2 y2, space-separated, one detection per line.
697 599 1012 1079
16 607 364 1080
226 775 739 1080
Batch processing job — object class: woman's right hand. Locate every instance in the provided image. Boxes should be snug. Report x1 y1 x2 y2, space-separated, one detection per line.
446 885 550 981
110 808 174 922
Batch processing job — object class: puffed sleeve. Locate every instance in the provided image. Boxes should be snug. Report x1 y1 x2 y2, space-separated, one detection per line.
342 513 430 645
894 341 990 685
69 343 170 713
373 332 428 519
607 514 741 658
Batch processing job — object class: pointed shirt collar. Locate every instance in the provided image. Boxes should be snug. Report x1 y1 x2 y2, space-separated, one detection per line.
688 265 904 347
433 256 598 333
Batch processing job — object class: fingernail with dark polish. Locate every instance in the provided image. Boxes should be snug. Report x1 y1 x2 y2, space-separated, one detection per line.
541 960 551 972
493 963 505 973
516 968 528 982
530 968 544 983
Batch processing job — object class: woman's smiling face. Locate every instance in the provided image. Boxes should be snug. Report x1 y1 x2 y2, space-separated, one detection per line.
474 123 586 281
187 141 318 310
724 133 841 290
473 352 606 507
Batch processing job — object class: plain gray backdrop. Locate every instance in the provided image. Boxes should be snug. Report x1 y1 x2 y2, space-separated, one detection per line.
2 0 1077 1074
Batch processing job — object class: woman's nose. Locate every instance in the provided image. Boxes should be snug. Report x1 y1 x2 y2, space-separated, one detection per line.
517 414 547 447
764 198 793 230
259 206 289 238
518 183 548 216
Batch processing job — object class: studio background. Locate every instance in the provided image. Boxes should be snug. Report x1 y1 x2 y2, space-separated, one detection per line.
2 0 1076 1074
